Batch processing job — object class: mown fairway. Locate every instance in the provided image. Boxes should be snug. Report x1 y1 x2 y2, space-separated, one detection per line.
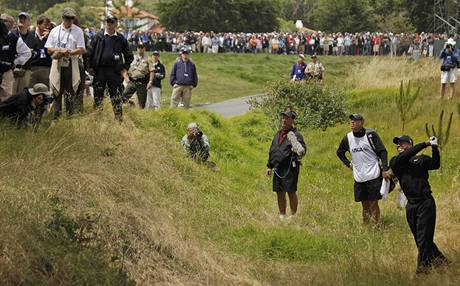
0 54 459 285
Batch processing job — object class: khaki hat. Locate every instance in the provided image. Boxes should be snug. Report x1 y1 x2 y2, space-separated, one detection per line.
62 7 77 18
28 83 51 96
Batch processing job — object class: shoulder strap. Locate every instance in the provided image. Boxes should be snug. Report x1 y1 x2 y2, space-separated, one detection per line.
365 129 377 154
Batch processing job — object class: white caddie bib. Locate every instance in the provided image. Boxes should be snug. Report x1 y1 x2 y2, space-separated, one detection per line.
347 132 381 183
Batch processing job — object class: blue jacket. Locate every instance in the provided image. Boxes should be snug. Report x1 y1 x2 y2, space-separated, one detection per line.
439 48 459 66
169 59 198 87
291 62 306 80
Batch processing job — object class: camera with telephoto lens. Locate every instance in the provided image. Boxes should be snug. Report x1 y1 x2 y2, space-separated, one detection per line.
41 95 54 105
194 130 203 139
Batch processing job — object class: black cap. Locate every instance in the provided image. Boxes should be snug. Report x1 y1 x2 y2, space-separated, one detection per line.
393 135 413 145
280 110 297 120
106 15 118 22
349 113 364 121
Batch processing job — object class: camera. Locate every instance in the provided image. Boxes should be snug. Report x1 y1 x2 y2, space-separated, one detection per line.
41 95 54 105
194 130 203 138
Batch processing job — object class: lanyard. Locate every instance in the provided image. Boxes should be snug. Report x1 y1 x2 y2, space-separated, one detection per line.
57 26 72 48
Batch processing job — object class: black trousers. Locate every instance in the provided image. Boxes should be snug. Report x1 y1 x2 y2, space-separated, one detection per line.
53 66 75 119
93 67 123 120
406 196 447 273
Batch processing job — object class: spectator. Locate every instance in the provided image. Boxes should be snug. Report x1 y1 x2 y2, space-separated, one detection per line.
0 14 31 102
122 44 154 109
305 54 325 84
290 54 307 81
267 110 306 220
439 39 459 99
145 51 165 110
169 48 198 108
29 15 52 88
45 7 85 119
88 16 133 121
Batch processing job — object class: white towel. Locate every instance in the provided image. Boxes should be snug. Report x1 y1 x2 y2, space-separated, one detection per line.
380 178 390 200
49 56 81 96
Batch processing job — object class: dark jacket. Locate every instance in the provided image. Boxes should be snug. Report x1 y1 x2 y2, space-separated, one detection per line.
336 128 389 171
290 62 306 80
169 59 198 87
11 28 37 69
0 89 34 124
30 32 52 68
152 60 165 88
267 128 306 169
88 31 133 72
0 30 19 73
390 143 440 200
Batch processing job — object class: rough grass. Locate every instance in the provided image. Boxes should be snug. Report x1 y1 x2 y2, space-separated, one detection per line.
1 55 460 285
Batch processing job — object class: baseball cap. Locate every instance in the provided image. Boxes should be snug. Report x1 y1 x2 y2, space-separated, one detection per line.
106 15 118 22
298 54 305 59
349 114 364 121
137 43 145 48
179 48 189 54
18 12 30 19
152 50 160 55
393 135 413 145
62 7 77 18
280 110 297 120
187 122 198 129
311 54 317 58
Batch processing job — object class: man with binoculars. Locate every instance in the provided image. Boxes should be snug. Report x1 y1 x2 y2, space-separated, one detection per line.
439 38 459 99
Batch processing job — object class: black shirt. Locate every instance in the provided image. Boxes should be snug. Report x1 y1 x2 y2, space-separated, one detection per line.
101 35 116 66
390 143 440 200
30 32 52 67
0 89 34 124
267 128 306 169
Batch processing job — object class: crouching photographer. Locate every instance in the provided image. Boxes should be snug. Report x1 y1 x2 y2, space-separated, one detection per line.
0 83 53 127
439 39 459 99
181 122 210 162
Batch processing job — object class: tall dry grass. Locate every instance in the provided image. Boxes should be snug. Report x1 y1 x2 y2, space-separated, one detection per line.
348 57 439 89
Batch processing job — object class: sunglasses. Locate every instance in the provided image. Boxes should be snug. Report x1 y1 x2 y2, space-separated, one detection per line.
63 16 75 20
106 20 117 24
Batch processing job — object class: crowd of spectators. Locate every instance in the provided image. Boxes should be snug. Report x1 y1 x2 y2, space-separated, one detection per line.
80 30 457 58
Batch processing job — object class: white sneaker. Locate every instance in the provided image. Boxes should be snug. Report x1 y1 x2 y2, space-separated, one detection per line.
178 102 184 107
279 214 287 220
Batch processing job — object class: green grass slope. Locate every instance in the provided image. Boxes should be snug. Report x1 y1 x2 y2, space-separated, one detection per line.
1 55 459 285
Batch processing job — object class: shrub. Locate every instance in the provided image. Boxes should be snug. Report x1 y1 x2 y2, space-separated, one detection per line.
249 81 346 131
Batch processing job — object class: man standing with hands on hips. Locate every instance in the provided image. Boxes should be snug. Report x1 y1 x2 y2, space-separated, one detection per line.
169 48 198 108
336 114 391 226
267 110 306 220
390 135 449 274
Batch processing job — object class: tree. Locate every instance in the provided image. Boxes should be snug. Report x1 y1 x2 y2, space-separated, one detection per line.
158 0 279 32
312 0 376 32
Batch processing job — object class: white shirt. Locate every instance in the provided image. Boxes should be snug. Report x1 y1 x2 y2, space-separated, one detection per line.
14 37 32 66
45 23 85 50
347 132 381 183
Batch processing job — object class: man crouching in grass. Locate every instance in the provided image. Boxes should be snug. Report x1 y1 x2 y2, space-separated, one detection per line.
267 110 306 220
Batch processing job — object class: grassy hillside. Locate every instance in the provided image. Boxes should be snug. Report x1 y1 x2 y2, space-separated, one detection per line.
1 55 459 285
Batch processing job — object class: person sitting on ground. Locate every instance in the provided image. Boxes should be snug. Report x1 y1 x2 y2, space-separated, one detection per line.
181 122 210 162
305 54 325 84
0 83 51 127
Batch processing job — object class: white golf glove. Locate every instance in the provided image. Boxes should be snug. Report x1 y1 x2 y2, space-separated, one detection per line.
287 131 305 157
429 136 438 146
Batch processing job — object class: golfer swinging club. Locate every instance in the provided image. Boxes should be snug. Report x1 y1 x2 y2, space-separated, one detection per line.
390 135 449 274
267 110 306 220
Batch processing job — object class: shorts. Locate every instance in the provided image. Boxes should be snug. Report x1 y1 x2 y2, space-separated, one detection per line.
441 67 458 84
354 177 382 202
273 163 300 193
373 45 380 53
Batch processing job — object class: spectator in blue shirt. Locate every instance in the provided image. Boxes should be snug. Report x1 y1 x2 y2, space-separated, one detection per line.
439 38 459 99
169 48 198 108
290 54 307 81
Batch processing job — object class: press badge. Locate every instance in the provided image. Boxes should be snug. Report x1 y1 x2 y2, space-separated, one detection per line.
184 73 189 77
58 42 66 48
40 49 46 59
2 45 10 51
114 54 120 61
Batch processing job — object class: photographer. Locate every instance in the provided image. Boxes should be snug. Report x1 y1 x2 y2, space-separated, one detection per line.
439 39 459 99
181 122 210 162
0 83 52 127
